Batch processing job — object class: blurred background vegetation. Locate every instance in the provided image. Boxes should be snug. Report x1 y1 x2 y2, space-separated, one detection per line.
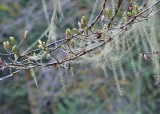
0 0 160 114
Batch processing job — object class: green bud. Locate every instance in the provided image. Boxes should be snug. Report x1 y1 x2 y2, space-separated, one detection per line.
73 28 79 34
105 9 112 18
38 40 42 45
14 54 18 60
105 9 110 15
134 5 138 13
61 45 65 49
38 45 44 50
85 26 88 35
131 10 136 16
71 40 74 48
127 12 132 16
81 16 86 25
12 45 17 52
42 42 46 47
9 37 14 44
66 29 72 38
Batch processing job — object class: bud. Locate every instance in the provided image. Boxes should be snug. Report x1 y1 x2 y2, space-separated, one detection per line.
81 16 86 26
24 30 28 38
105 9 112 19
127 12 132 16
12 45 17 52
78 21 82 29
85 26 89 35
9 37 14 44
131 10 136 15
71 40 74 48
38 40 42 45
66 29 72 38
61 45 65 49
38 45 44 50
134 5 138 13
6 41 9 48
73 28 79 34
143 54 147 60
3 41 9 49
80 21 85 29
101 15 105 21
14 54 18 60
128 4 133 11
42 42 46 47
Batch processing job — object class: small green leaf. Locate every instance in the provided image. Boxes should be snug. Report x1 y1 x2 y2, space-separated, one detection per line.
73 28 79 34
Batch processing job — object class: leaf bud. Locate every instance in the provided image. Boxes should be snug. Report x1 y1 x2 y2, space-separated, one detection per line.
81 16 86 26
131 10 136 15
105 9 112 19
24 30 28 38
66 29 72 38
73 28 79 34
14 54 18 60
3 42 9 49
9 37 14 44
12 45 17 52
127 12 132 16
71 40 74 48
61 45 65 49
134 5 138 13
38 45 44 50
85 26 89 35
38 40 42 45
42 42 46 47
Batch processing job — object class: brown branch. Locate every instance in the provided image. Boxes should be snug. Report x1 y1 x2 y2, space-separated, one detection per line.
89 0 108 29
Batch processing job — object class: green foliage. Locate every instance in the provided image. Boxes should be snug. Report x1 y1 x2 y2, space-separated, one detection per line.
0 81 30 114
0 4 9 12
